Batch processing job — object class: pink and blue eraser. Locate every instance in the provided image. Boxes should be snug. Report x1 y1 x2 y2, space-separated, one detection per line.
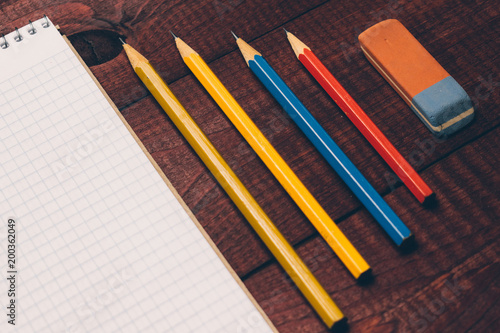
358 19 474 137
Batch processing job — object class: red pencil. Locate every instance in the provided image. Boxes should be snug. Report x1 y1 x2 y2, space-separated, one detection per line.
285 30 434 204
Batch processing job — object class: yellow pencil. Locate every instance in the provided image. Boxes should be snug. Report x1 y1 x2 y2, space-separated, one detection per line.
172 34 371 280
121 40 346 329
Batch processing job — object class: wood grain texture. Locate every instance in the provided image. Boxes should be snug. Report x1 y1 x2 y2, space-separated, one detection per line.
243 127 500 332
0 0 328 109
1 0 498 331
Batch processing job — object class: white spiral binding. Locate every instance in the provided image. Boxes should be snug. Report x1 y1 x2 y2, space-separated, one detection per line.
1 15 50 49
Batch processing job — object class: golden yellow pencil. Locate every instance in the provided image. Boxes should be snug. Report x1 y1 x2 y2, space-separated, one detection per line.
121 40 346 328
172 34 371 280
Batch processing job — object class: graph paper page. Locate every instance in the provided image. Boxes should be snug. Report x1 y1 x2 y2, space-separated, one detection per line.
0 18 273 333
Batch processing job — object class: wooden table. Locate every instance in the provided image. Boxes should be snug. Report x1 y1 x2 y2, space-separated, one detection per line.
1 1 498 331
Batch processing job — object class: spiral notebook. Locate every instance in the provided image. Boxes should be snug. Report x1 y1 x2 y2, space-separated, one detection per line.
0 17 275 332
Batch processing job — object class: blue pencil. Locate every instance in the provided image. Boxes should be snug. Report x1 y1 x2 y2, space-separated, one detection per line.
233 33 412 246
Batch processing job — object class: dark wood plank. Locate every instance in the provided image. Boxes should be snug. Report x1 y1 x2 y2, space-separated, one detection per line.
242 127 500 332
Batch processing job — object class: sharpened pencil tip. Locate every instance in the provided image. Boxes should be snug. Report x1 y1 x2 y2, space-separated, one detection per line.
283 28 289 34
169 30 178 39
119 37 126 45
230 31 239 40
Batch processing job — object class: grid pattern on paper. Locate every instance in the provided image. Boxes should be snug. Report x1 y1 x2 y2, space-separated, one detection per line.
0 28 272 333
